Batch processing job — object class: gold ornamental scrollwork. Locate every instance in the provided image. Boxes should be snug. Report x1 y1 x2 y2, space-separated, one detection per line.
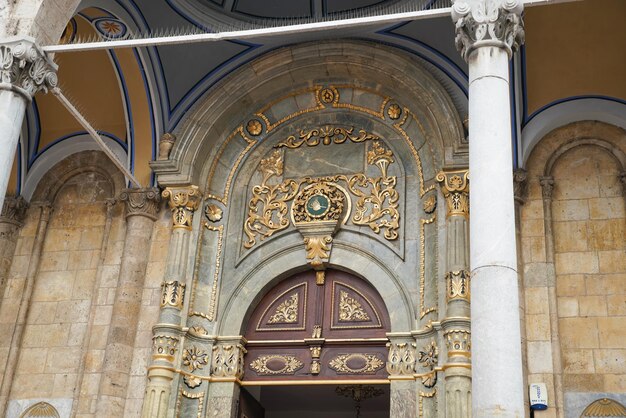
329 353 385 374
436 170 469 218
275 126 379 149
446 270 470 303
338 291 370 322
268 293 299 324
161 280 186 310
183 346 209 372
162 185 202 229
243 150 299 249
386 341 416 377
249 355 304 375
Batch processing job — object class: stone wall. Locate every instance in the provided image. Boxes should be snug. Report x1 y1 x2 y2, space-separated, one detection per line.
521 121 626 418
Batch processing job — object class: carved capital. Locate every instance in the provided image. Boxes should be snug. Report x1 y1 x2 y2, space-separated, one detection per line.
162 185 201 229
0 196 28 226
0 37 58 99
161 280 186 310
446 270 471 303
211 338 247 379
452 0 525 61
619 172 626 198
118 187 161 220
444 329 471 359
386 339 416 377
436 169 469 218
152 335 179 363
513 169 528 204
539 176 555 200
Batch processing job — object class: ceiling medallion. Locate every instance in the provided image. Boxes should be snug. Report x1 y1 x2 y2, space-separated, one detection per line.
387 103 402 120
246 119 263 136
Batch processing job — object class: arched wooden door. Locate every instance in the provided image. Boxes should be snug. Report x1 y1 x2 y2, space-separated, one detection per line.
243 269 391 382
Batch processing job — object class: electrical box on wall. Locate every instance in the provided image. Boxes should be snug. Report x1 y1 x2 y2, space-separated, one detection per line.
529 383 548 410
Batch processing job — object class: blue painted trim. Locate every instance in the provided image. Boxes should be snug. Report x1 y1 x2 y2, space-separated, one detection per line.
109 50 134 173
164 0 215 31
16 142 22 195
28 131 127 167
525 95 626 127
376 22 468 96
510 56 518 169
520 44 529 123
27 100 42 169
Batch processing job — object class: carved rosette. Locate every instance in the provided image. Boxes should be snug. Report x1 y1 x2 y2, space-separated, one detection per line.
118 187 161 220
152 335 179 363
0 196 28 226
0 38 58 99
183 345 209 372
211 340 247 380
436 170 469 218
386 340 416 378
451 0 525 61
417 341 439 388
161 280 186 310
446 270 470 303
162 185 201 229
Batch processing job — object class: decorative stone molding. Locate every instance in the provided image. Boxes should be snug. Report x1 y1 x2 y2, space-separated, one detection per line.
118 187 161 220
0 37 58 99
451 0 525 61
160 281 186 310
445 270 470 303
157 133 176 160
436 169 469 218
386 339 416 378
539 176 555 200
0 196 28 226
162 185 201 229
152 335 179 363
211 338 247 379
513 169 528 204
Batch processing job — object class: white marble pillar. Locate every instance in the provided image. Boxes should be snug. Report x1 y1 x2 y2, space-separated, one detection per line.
0 38 57 207
451 1 526 416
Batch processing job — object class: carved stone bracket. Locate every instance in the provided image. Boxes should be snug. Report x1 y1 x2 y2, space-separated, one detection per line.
0 196 28 226
162 185 201 229
211 338 247 380
436 170 469 218
161 280 186 310
118 187 161 220
539 176 555 200
386 337 417 378
451 0 525 61
513 169 528 204
0 37 58 99
446 270 471 303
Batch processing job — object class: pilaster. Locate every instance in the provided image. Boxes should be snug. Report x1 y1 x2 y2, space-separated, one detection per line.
451 1 526 416
141 185 201 418
96 188 161 417
437 169 471 418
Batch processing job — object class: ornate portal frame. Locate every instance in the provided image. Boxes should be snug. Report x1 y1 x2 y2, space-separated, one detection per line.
151 40 468 418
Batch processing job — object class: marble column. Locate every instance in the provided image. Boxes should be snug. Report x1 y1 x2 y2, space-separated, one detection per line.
0 202 52 417
96 188 161 417
436 170 471 418
141 185 201 418
0 197 28 296
0 38 57 208
451 1 526 416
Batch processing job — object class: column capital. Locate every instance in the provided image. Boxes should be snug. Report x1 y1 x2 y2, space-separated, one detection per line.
0 196 28 226
162 185 201 229
513 168 528 204
451 0 525 61
539 176 555 200
118 187 161 220
0 37 58 100
211 337 247 380
436 169 469 218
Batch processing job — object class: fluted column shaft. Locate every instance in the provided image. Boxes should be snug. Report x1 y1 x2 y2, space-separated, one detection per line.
96 188 160 417
0 38 57 208
142 185 201 418
452 1 526 416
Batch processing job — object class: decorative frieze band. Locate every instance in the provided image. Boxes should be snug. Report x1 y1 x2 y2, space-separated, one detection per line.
451 0 525 61
118 187 161 220
162 185 202 229
436 169 469 218
0 37 58 99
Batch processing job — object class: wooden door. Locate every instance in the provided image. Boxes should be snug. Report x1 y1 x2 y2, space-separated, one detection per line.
243 269 390 382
